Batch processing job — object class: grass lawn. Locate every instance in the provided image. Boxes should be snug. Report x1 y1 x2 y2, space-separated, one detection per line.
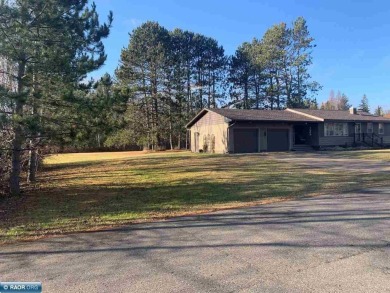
1 150 389 243
328 149 390 161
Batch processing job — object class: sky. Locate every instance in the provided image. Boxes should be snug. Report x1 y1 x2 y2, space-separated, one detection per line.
93 0 390 111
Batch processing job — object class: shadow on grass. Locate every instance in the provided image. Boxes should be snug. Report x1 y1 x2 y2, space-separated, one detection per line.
1 153 389 240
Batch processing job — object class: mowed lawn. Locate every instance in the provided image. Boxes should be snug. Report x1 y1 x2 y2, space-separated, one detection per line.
329 149 390 161
1 150 389 243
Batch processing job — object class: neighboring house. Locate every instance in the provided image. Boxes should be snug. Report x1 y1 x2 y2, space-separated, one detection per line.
186 108 390 153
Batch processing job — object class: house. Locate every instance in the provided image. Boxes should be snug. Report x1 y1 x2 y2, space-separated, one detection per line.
186 108 390 153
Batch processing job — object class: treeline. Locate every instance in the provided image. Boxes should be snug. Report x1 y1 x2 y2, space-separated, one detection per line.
320 91 386 116
109 18 320 151
111 23 228 150
320 90 352 110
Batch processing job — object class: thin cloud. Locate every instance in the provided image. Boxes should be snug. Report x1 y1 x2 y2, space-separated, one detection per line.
122 18 142 28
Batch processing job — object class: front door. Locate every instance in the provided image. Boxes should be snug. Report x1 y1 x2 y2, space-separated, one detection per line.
355 123 361 141
294 125 307 145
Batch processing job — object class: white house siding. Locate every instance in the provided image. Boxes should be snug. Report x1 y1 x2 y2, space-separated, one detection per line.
190 111 229 153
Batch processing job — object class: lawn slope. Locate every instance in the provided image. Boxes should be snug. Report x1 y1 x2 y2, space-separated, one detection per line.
1 151 388 243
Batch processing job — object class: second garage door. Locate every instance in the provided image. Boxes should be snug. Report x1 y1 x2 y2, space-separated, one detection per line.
267 129 289 151
234 129 258 153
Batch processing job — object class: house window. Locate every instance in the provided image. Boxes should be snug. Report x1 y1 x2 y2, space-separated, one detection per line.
367 123 373 134
324 123 348 136
378 123 384 135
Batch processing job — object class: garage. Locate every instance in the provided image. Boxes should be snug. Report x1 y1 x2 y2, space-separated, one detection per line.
267 129 289 151
234 129 258 153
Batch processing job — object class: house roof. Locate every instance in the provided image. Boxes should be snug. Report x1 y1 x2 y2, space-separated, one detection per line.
210 108 320 122
186 108 390 128
290 109 390 122
185 108 320 128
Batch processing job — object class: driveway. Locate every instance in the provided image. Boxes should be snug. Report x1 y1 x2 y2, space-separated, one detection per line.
267 152 390 173
1 188 389 292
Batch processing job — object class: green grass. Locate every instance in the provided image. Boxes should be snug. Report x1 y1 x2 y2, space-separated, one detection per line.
327 149 390 161
0 150 388 243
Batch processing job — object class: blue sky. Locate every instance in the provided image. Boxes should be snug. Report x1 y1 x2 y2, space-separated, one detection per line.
94 0 390 111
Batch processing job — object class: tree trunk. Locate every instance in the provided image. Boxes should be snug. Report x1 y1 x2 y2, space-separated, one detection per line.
27 147 37 183
275 73 281 109
177 133 181 149
10 106 23 195
10 60 26 196
244 81 248 109
27 89 38 183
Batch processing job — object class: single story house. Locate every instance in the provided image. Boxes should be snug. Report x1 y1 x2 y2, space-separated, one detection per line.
186 108 390 153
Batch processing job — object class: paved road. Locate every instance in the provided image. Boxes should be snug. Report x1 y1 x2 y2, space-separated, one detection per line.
1 188 389 292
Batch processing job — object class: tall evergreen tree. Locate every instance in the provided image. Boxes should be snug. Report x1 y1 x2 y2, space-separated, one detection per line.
228 43 253 109
338 93 351 110
0 0 112 195
230 17 320 110
116 21 171 150
359 94 370 113
374 106 383 116
115 22 227 150
289 17 320 108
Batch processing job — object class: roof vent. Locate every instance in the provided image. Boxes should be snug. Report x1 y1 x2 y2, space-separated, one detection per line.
349 107 357 115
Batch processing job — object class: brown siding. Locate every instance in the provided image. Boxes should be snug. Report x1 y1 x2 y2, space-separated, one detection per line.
190 111 228 153
193 111 225 127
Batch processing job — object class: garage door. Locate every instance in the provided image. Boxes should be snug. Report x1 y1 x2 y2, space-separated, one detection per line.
267 129 289 151
234 129 258 153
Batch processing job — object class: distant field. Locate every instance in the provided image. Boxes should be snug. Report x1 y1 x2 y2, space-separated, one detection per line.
1 150 389 243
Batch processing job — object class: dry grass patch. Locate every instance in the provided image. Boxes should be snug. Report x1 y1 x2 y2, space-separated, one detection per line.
327 149 390 161
1 151 388 243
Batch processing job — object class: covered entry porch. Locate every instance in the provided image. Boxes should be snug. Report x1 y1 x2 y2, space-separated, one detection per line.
292 123 319 151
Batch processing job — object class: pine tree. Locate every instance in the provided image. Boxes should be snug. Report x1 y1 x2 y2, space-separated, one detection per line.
115 23 227 150
236 17 320 110
374 106 383 116
116 21 171 150
359 94 370 113
338 93 351 110
0 0 112 195
290 17 321 108
228 43 253 109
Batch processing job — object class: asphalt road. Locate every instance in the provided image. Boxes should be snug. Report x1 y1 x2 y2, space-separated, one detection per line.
1 188 389 293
